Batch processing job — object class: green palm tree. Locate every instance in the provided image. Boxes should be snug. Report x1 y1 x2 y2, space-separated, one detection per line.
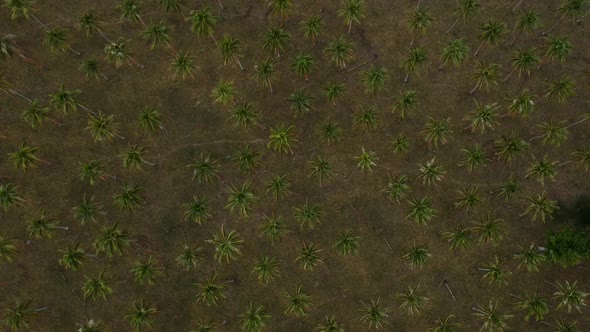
0 236 17 262
104 38 141 68
430 314 461 332
353 106 379 131
495 133 529 163
544 75 575 103
188 153 220 183
472 301 512 331
268 125 297 154
1 33 17 60
79 160 108 185
514 243 546 272
58 243 85 271
406 196 437 225
2 300 39 330
131 256 163 285
239 304 270 332
118 0 143 25
534 120 567 146
252 255 280 284
403 245 430 268
361 65 388 94
447 0 481 33
175 243 204 270
392 90 418 119
122 144 154 170
472 215 506 245
44 27 80 55
114 184 143 210
3 0 35 20
284 286 312 317
308 156 335 185
398 285 428 315
459 145 488 172
288 88 313 116
21 100 61 128
252 58 277 92
294 200 322 229
270 0 293 21
193 320 216 332
300 15 325 45
323 81 345 105
230 102 259 129
324 36 354 69
208 226 244 263
508 89 536 118
93 222 130 256
455 186 482 212
171 52 195 79
138 107 162 132
402 47 427 82
296 242 323 270
443 227 472 250
259 214 288 243
526 157 558 184
0 183 23 211
383 175 411 203
514 10 543 36
9 142 41 171
524 191 558 223
355 148 378 172
82 272 112 300
263 27 290 57
545 36 574 62
465 102 499 133
552 280 589 313
79 59 108 80
27 210 60 239
144 21 177 55
76 318 104 332
160 0 184 13
339 0 365 33
480 256 511 286
408 7 433 45
290 52 313 79
513 292 549 321
196 273 225 306
573 148 590 170
86 111 123 141
188 7 217 40
126 300 157 331
504 48 539 80
470 61 500 94
211 80 236 105
265 175 291 200
78 10 110 41
333 231 360 256
543 0 587 35
184 196 211 224
440 38 469 68
474 20 507 56
49 84 83 114
422 117 452 147
360 298 390 329
417 157 445 185
219 35 244 70
73 195 102 225
317 316 344 332
319 120 342 143
226 182 257 217
495 175 520 200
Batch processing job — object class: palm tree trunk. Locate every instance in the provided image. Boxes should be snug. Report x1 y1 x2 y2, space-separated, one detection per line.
446 17 460 34
469 83 479 94
474 41 485 57
30 14 49 30
114 132 126 140
97 29 112 43
67 46 81 56
76 103 97 116
542 22 558 36
217 0 224 11
8 88 33 103
128 56 144 69
564 116 589 129
166 42 179 57
141 159 156 166
512 0 524 12
98 71 109 81
409 38 414 47
45 116 63 127
443 280 457 302
268 81 273 94
404 72 410 83
348 21 352 34
503 68 516 82
235 57 244 71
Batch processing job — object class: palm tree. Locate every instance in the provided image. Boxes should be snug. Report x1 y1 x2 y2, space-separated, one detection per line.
193 320 216 332
252 255 280 284
27 210 60 239
73 195 102 225
122 144 154 170
263 27 290 58
290 52 313 79
543 0 587 35
360 298 390 329
131 256 163 285
514 243 546 272
439 38 469 68
417 157 445 185
3 0 35 20
408 7 433 46
252 58 277 93
188 153 220 183
551 280 589 313
534 120 567 146
21 100 62 127
403 245 430 268
160 0 184 13
268 125 297 154
0 183 23 211
402 47 427 82
353 106 379 131
9 142 42 171
333 231 360 256
259 214 288 243
211 80 236 105
422 117 452 147
472 215 506 245
446 0 481 33
545 36 573 62
443 227 472 250
320 120 343 143
398 285 428 315
171 52 195 79
383 175 411 203
455 186 483 212
82 272 112 300
188 7 217 40
390 135 411 154
317 316 344 332
513 10 543 37
2 300 41 330
294 200 322 229
480 256 511 286
504 48 539 80
526 157 557 185
58 243 85 271
459 145 488 172
78 10 111 42
270 0 293 21
240 304 270 332
76 318 105 332
474 20 507 56
355 148 378 172
324 36 354 69
0 236 17 262
296 242 323 270
49 84 83 114
524 191 558 223
472 301 512 331
465 102 499 134
114 184 143 210
508 89 536 118
392 90 418 119
288 88 314 116
79 59 108 80
208 226 244 263
406 196 437 225
495 175 520 200
86 111 123 141
1 33 17 60
196 273 225 306
266 175 291 200
175 243 204 270
138 107 162 132
544 75 575 103
308 156 335 185
219 35 244 70
79 160 110 185
226 182 257 217
573 148 590 170
361 65 388 94
339 0 365 33
230 102 259 129
300 15 325 45
94 222 130 256
126 300 157 331
323 81 345 105
104 38 142 68
284 286 312 317
184 196 211 224
44 27 80 55
118 0 144 25
470 61 500 94
513 292 549 321
546 319 578 332
144 21 177 55
430 314 461 332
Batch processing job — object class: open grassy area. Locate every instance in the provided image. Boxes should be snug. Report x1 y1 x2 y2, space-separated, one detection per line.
1 0 589 331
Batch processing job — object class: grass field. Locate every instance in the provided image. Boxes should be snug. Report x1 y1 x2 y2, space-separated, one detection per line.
1 0 589 331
